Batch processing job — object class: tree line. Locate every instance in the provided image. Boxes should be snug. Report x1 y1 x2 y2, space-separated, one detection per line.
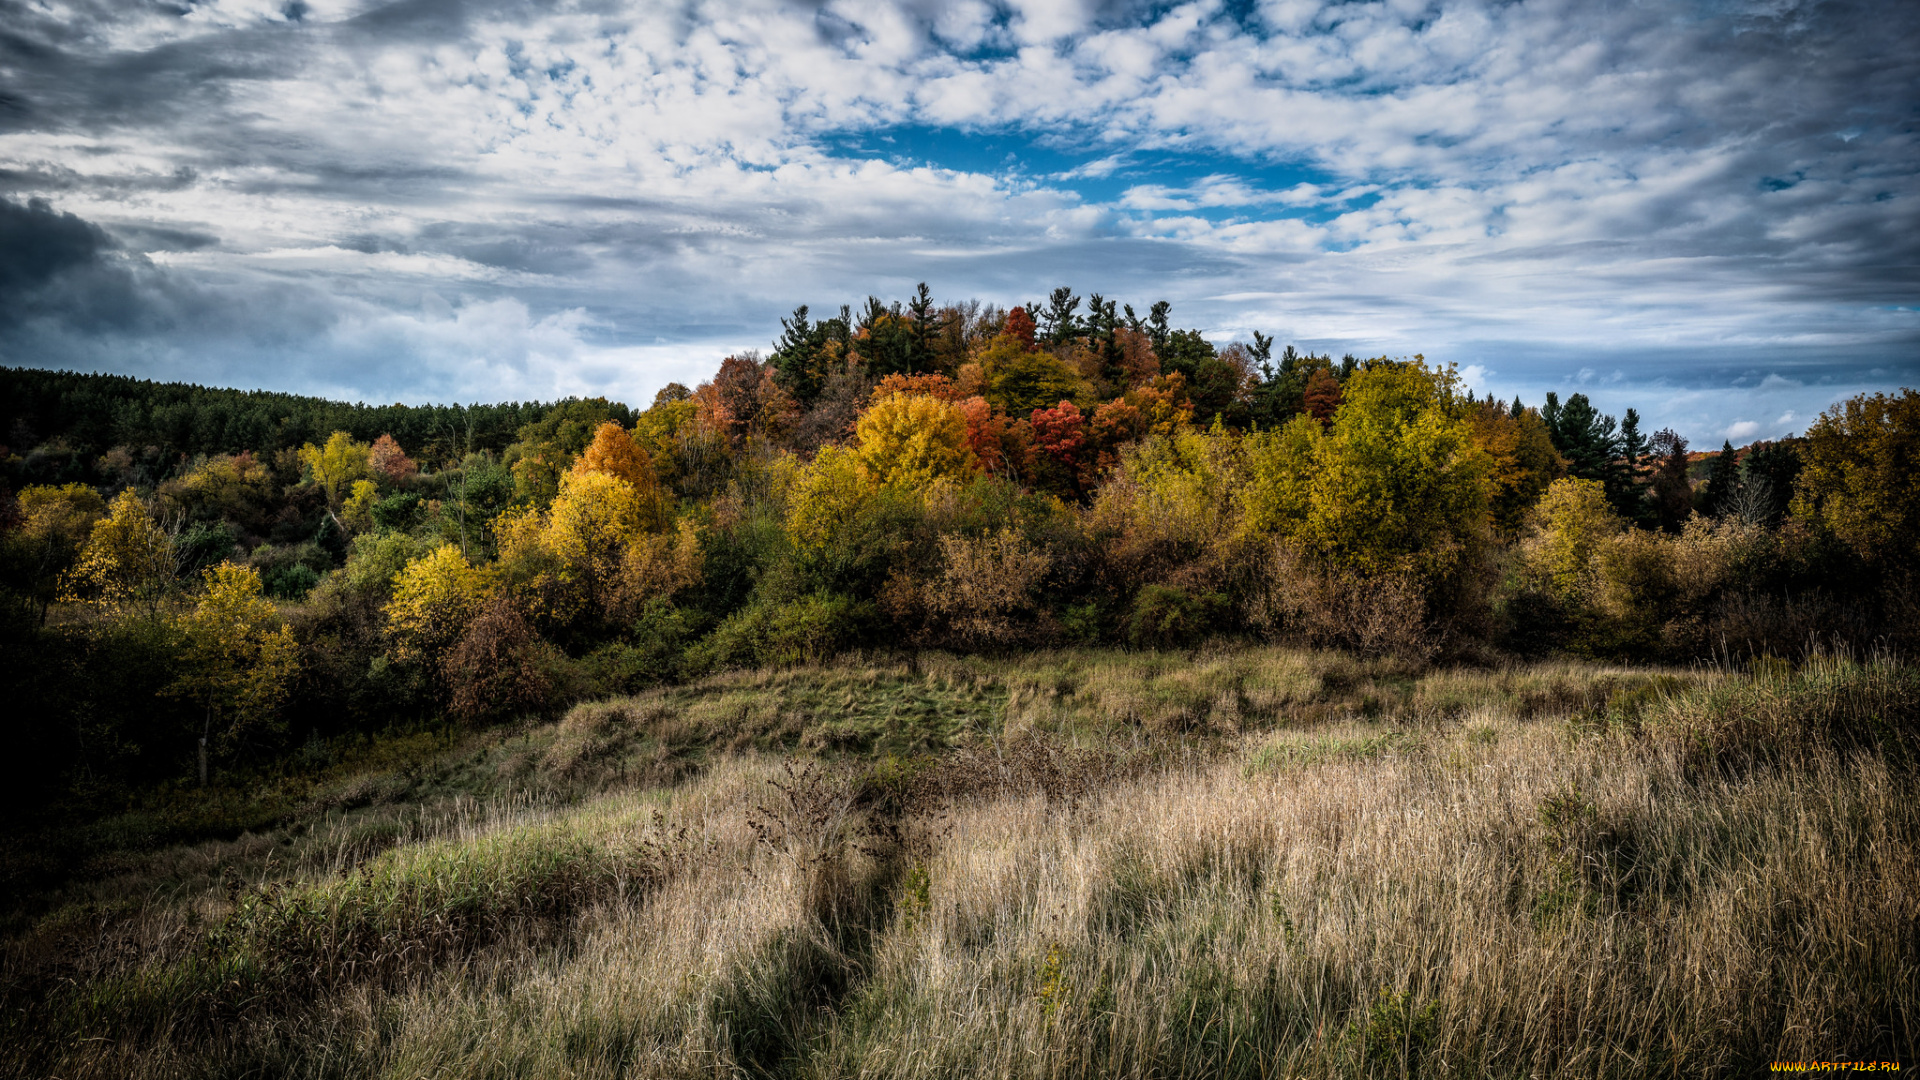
2 284 1915 817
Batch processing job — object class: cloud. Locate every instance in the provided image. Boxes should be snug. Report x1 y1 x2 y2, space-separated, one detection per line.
1725 420 1762 443
0 0 1912 444
0 196 115 300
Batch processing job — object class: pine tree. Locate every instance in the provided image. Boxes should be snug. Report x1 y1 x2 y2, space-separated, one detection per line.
1039 286 1082 347
1617 408 1651 523
1700 440 1741 516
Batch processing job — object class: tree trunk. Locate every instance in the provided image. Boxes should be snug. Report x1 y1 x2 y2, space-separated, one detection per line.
199 706 211 787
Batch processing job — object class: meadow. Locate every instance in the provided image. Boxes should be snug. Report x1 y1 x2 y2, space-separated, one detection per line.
3 645 1913 1078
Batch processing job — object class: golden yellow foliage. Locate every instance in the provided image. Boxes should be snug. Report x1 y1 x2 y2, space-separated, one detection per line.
547 470 653 567
853 393 975 488
1521 478 1626 602
299 431 371 511
342 479 381 533
18 482 106 521
385 544 500 661
62 490 178 616
487 469 673 628
13 484 106 607
610 519 704 621
786 445 872 555
168 562 298 759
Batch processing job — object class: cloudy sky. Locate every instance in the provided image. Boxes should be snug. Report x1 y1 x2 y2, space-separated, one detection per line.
1 0 1915 443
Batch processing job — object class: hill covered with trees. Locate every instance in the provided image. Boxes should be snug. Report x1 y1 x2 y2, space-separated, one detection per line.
3 285 1914 811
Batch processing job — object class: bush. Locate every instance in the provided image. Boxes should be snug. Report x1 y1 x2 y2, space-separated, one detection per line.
175 519 237 576
442 594 564 724
688 591 876 672
926 528 1052 647
579 600 697 694
1125 584 1225 649
264 562 320 601
1249 541 1433 659
370 490 424 531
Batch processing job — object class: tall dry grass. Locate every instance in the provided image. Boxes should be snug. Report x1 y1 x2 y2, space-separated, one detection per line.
4 650 1914 1078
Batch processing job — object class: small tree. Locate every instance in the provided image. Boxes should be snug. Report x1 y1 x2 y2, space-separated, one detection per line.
1302 367 1343 424
1647 429 1694 532
385 543 500 662
1699 441 1741 517
1522 478 1626 603
574 420 657 490
444 594 555 724
167 563 298 785
62 490 179 619
11 483 105 623
367 433 418 486
299 431 371 527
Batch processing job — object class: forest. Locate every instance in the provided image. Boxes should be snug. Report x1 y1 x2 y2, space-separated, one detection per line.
2 286 1916 1077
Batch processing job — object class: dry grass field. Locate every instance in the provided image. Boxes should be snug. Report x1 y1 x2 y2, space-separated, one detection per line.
3 647 1915 1078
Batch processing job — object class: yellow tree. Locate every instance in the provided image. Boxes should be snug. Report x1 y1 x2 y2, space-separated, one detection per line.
167 563 298 785
11 483 105 623
542 469 656 621
158 452 276 529
1791 389 1920 567
786 445 874 555
1522 478 1626 602
62 490 179 618
341 478 382 532
1242 361 1491 587
385 543 500 662
298 431 371 526
854 393 976 487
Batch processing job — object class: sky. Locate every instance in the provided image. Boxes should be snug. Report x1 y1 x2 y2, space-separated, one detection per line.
1 0 1916 445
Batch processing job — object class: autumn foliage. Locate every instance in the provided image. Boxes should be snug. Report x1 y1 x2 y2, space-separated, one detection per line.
3 281 1912 783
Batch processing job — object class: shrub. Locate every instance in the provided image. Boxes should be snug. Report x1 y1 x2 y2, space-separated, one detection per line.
1522 478 1624 602
443 594 564 723
926 528 1052 647
265 562 320 600
1126 584 1225 649
1248 540 1433 658
689 591 876 671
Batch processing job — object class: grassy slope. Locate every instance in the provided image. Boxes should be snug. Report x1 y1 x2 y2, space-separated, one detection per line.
3 648 1916 1078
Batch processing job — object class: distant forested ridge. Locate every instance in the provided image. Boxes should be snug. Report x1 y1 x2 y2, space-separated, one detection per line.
0 366 634 488
1 284 1913 828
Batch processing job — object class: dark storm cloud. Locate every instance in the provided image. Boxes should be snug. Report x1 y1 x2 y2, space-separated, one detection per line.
0 195 114 297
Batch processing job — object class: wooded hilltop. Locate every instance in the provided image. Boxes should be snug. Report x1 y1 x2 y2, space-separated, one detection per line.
2 286 1914 810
